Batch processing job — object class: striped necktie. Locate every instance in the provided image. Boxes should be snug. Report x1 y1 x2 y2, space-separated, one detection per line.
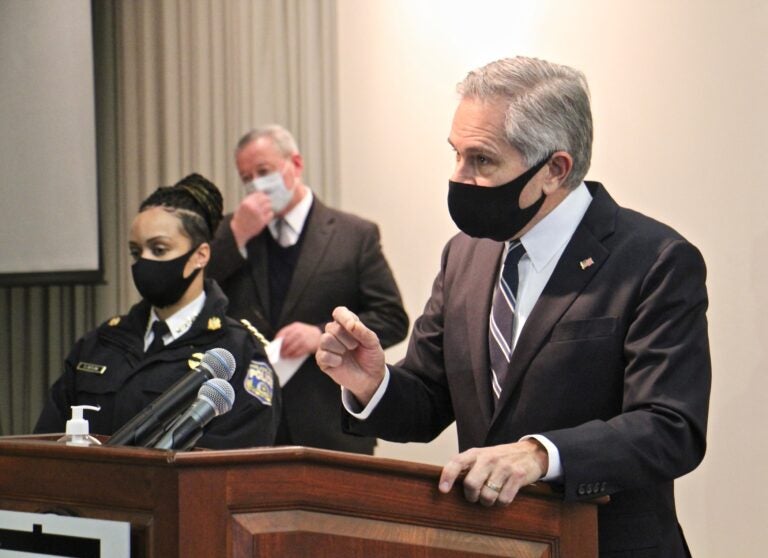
488 241 526 400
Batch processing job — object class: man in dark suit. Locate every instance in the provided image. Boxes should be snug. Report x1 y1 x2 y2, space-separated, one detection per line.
208 124 408 455
316 57 710 557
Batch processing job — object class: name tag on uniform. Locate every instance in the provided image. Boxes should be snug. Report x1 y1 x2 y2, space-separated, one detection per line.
76 362 107 375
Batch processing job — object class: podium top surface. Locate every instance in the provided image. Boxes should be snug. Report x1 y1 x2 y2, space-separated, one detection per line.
0 434 562 500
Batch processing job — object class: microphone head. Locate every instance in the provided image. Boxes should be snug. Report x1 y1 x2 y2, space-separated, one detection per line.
199 378 235 416
200 348 236 380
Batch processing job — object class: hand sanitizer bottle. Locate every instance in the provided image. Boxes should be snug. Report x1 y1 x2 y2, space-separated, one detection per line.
57 405 102 446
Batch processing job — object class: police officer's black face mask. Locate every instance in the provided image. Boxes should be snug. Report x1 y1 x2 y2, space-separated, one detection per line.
447 154 551 242
131 248 201 308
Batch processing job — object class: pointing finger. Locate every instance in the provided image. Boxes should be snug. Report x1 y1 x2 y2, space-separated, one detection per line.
331 306 380 349
324 320 360 351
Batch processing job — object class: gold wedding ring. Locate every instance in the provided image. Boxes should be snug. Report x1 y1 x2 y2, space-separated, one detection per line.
484 480 502 493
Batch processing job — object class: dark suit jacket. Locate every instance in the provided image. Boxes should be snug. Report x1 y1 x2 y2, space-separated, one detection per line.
346 183 710 557
209 197 408 454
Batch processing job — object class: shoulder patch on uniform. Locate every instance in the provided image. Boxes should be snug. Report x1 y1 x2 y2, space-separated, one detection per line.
240 319 270 349
76 362 107 374
244 360 274 406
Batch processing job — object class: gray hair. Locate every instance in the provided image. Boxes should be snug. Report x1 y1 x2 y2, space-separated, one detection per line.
235 124 300 158
458 57 592 189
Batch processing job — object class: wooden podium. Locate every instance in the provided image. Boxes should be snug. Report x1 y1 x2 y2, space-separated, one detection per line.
0 436 597 557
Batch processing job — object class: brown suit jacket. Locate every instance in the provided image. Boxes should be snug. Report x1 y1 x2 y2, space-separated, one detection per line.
346 183 710 557
209 197 408 454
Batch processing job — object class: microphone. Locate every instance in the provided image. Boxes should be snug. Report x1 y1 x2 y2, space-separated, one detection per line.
152 378 235 451
106 348 236 447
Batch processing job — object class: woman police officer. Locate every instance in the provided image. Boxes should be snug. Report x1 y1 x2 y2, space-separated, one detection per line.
35 174 280 449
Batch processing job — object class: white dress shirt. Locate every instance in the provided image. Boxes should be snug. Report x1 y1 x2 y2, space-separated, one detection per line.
511 182 592 348
343 183 593 481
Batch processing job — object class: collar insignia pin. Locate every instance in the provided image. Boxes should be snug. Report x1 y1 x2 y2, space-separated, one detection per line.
188 352 204 370
207 317 222 331
579 257 595 270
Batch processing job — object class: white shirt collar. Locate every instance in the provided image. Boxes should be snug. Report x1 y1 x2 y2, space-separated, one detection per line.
518 182 592 271
147 290 207 342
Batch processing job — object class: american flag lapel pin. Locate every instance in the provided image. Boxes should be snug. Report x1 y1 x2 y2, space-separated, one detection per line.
579 257 594 270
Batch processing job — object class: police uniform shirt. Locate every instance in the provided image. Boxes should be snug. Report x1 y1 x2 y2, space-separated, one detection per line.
144 291 206 351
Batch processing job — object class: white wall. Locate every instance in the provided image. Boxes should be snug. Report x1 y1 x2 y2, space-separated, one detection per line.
336 1 768 556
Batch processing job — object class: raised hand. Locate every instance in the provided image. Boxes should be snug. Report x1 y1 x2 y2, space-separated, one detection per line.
316 306 386 406
230 191 274 248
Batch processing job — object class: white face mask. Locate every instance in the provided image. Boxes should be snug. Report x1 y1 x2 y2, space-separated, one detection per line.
245 171 293 213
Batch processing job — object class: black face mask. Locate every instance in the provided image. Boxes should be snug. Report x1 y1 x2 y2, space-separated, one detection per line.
131 248 201 308
447 154 552 241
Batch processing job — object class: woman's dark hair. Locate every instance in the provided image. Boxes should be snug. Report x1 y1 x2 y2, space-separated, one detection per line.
139 173 224 246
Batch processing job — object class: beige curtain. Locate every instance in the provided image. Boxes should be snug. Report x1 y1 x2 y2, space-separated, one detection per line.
115 0 339 311
0 0 338 435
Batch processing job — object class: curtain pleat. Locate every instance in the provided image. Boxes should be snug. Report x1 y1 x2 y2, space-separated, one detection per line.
0 0 338 435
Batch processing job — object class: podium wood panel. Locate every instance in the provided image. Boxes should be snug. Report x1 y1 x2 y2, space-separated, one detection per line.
0 436 597 557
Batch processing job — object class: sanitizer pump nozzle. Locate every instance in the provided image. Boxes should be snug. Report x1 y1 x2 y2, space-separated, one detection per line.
57 405 102 446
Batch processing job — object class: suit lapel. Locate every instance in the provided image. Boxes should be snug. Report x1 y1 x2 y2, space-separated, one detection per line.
464 241 505 425
492 183 617 421
278 200 334 323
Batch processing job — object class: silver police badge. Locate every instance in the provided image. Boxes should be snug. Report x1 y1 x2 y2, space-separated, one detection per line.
244 360 274 406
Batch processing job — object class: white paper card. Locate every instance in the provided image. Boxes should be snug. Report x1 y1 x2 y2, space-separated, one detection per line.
266 337 308 387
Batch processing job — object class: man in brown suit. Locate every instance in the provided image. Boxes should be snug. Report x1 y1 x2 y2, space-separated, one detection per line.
209 125 408 454
317 58 710 556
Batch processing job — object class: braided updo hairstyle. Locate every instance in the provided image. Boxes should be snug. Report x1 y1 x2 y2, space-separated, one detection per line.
139 173 224 247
